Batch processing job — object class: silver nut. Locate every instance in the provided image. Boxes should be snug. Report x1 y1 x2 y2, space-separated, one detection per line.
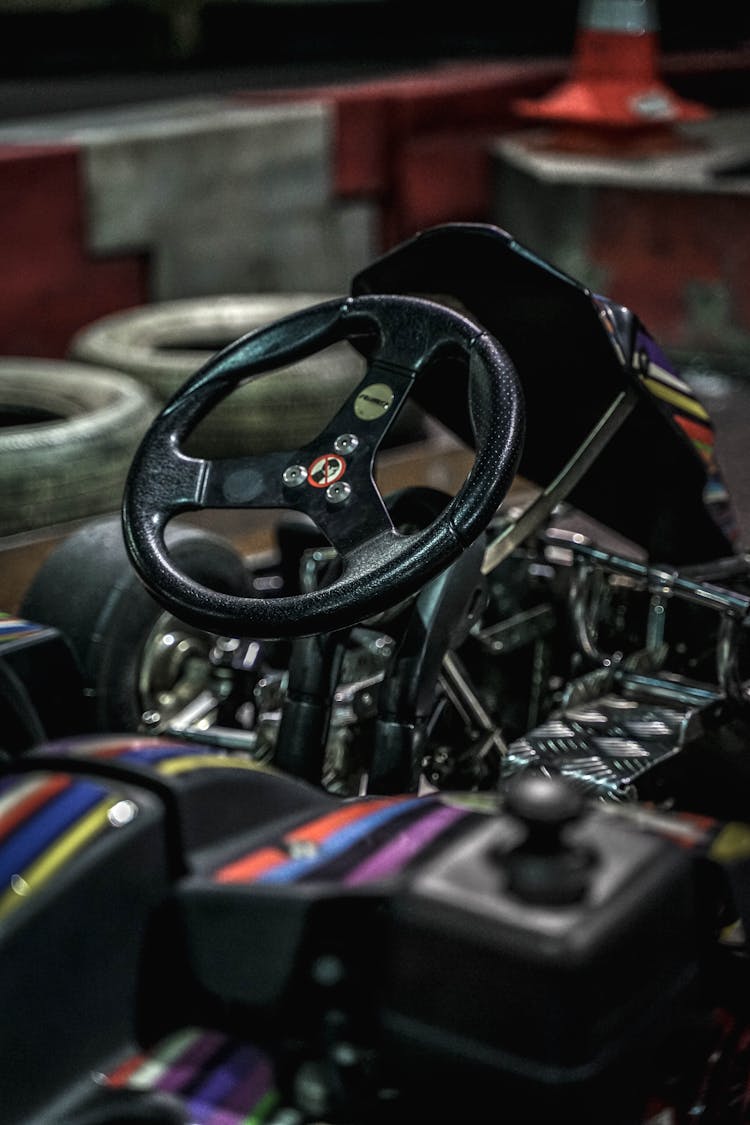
326 481 352 504
283 464 307 487
334 433 359 454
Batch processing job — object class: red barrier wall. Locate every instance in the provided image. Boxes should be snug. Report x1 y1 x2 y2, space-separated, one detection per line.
0 49 747 357
0 145 147 357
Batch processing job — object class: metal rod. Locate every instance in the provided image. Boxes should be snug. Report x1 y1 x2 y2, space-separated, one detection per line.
552 537 750 619
439 650 509 757
481 387 639 576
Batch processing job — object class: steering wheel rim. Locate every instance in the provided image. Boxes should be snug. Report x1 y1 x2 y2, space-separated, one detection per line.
122 293 524 639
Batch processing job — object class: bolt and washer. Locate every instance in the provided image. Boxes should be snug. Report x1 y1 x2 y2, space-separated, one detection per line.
326 481 352 504
283 464 307 487
334 433 359 454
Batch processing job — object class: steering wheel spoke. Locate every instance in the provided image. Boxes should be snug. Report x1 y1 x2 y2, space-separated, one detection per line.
123 294 524 638
319 364 415 458
199 451 293 510
309 474 394 556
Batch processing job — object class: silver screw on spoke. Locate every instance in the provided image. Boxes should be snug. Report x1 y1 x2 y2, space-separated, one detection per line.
283 464 307 487
334 433 359 454
326 481 352 504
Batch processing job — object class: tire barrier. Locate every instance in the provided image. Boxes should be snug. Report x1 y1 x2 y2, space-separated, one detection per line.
69 294 362 458
68 293 426 458
0 359 155 536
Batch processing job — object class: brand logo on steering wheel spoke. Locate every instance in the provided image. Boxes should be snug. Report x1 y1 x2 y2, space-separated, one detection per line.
307 453 347 488
354 383 394 420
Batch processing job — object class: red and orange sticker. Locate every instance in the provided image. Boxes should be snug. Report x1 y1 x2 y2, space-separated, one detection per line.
307 453 347 488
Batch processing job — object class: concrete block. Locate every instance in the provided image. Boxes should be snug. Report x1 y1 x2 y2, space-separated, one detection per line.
0 96 377 304
491 108 750 368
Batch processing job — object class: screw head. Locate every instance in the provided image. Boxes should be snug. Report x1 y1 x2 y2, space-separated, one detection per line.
334 433 359 454
326 481 352 504
283 464 307 487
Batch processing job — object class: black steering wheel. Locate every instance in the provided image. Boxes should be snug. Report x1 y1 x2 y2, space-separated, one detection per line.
122 294 524 639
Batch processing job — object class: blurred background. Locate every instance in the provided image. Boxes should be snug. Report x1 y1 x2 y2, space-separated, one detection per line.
0 2 748 89
0 0 748 566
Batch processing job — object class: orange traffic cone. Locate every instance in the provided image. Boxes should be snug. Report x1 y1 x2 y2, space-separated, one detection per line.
514 0 711 153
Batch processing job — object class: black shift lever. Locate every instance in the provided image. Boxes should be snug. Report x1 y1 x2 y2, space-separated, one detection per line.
502 772 596 905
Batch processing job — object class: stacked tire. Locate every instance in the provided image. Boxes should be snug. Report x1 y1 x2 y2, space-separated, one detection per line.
0 359 155 536
68 294 367 459
68 293 426 459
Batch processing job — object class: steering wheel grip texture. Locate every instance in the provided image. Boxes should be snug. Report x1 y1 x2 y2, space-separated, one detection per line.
122 294 525 639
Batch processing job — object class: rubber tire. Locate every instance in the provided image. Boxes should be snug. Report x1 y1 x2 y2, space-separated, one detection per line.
67 293 365 458
20 513 250 732
0 359 156 536
68 293 426 457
